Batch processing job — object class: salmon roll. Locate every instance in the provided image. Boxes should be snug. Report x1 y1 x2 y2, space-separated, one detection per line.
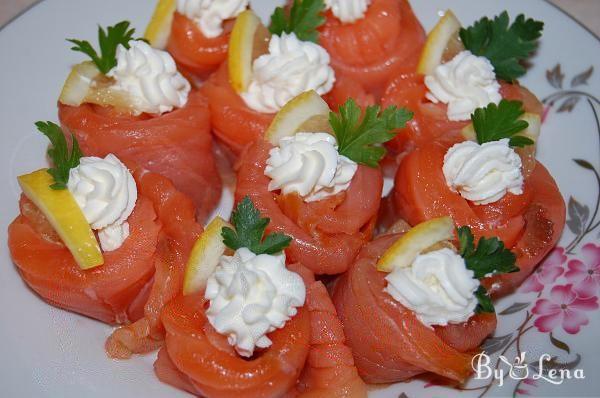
154 198 366 397
332 219 512 383
234 91 412 275
381 11 544 153
203 2 372 156
58 21 221 222
145 0 250 82
319 0 426 99
393 98 565 296
8 123 201 335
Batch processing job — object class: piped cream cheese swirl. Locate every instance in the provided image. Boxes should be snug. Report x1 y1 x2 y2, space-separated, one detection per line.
177 0 249 38
264 132 358 202
384 248 480 327
67 154 137 252
205 247 306 357
325 0 371 23
443 138 524 205
425 50 501 121
241 33 336 113
107 40 190 115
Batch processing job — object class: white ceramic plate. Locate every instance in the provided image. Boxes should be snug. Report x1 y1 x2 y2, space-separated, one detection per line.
1 0 599 397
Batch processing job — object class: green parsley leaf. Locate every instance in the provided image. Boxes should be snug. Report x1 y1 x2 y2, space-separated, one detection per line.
35 121 83 190
222 196 292 255
459 11 544 81
474 286 495 313
330 98 413 167
269 0 325 43
68 21 141 74
472 99 533 147
457 226 519 280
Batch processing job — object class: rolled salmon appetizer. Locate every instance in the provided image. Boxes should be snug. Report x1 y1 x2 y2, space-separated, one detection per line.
381 10 544 153
145 0 250 82
394 99 565 297
332 218 511 383
235 91 412 274
203 2 372 156
58 21 221 222
8 123 201 337
319 0 426 99
154 198 366 397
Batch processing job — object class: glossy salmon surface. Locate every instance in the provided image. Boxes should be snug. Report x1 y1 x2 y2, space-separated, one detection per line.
58 90 221 223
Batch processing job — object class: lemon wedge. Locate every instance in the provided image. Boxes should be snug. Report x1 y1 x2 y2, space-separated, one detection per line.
417 10 464 75
59 62 134 112
228 10 271 94
183 216 231 295
264 90 332 145
377 216 455 272
18 170 103 270
144 0 176 49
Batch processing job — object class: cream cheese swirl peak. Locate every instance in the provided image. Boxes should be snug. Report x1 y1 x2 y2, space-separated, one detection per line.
205 247 306 357
384 248 480 327
443 138 524 205
325 0 371 23
177 0 249 38
241 33 336 113
264 132 358 202
67 154 137 252
107 40 190 115
425 50 502 121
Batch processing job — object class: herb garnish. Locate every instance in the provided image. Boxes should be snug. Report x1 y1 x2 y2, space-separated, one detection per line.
472 99 533 147
68 21 143 74
36 121 83 190
222 196 292 255
457 226 519 313
269 0 325 43
330 98 413 167
460 11 544 82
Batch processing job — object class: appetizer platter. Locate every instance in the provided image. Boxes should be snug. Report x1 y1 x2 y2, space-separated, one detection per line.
0 0 598 397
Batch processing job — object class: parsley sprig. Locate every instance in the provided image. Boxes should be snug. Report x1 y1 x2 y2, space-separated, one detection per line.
472 99 533 147
36 121 83 190
457 226 519 313
68 21 142 74
269 0 325 43
222 196 292 255
460 12 544 82
330 99 413 167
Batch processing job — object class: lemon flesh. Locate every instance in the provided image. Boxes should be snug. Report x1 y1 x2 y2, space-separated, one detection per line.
145 0 176 49
264 90 332 145
59 62 134 112
183 216 231 295
377 216 455 272
417 10 464 75
228 10 270 94
18 170 103 270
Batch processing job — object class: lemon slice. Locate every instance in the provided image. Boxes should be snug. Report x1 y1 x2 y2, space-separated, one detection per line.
377 216 454 272
417 10 464 75
144 0 176 49
183 216 231 295
264 90 332 145
59 62 134 112
461 112 541 142
229 10 271 94
18 170 103 270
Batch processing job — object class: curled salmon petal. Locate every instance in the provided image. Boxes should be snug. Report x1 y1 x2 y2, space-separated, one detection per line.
105 172 203 359
320 0 426 98
235 139 381 275
332 233 496 383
